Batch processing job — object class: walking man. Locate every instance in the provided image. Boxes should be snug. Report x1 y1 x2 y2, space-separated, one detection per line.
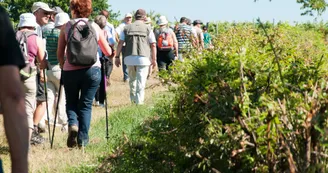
31 1 54 143
115 9 157 105
115 13 133 82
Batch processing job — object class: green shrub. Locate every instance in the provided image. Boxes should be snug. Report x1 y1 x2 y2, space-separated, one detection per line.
105 22 328 173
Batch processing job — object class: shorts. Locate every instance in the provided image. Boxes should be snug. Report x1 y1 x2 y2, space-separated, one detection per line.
36 72 46 102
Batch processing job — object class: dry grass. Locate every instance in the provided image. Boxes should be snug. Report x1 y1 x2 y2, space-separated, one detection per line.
0 65 167 173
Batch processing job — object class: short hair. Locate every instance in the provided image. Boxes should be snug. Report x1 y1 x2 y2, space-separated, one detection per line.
99 10 109 19
94 15 107 29
180 17 187 23
70 0 92 18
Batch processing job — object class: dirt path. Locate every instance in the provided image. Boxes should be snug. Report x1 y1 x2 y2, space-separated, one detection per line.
0 65 166 172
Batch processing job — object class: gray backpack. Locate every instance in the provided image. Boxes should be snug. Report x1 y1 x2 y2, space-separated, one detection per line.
67 19 98 66
15 30 37 80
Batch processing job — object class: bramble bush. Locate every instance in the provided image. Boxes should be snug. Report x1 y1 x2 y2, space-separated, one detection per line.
101 22 328 173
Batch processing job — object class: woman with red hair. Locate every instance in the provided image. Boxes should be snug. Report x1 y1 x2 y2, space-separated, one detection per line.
57 0 113 148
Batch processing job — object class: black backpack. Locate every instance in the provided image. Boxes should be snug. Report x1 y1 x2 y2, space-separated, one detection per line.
15 30 37 80
67 19 98 66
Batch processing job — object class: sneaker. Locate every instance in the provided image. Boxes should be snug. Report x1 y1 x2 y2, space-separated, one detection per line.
67 125 78 148
30 130 45 145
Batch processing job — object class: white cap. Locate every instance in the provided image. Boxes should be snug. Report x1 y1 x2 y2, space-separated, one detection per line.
18 13 38 28
31 2 54 13
125 13 132 18
157 16 168 26
55 13 70 27
145 17 151 24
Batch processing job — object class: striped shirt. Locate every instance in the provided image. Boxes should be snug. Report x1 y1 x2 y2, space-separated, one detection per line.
175 23 192 52
43 28 60 65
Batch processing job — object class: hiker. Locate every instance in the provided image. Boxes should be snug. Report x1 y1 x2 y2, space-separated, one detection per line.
202 26 213 49
57 0 113 148
193 20 204 50
115 13 133 82
16 12 47 146
31 1 54 142
94 15 115 107
43 12 70 131
145 16 153 78
0 7 29 173
115 9 157 105
42 6 64 32
155 16 178 71
99 10 116 85
99 10 116 45
174 17 194 62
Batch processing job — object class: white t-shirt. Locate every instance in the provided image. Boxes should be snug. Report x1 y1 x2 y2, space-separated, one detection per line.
120 29 156 66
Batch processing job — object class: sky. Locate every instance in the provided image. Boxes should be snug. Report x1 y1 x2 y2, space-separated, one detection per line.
108 0 328 24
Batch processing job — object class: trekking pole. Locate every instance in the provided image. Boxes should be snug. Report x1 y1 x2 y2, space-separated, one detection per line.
102 58 110 141
51 71 63 149
43 69 51 145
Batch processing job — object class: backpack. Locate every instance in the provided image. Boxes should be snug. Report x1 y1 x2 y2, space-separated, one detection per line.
15 30 38 81
157 28 174 51
67 19 98 66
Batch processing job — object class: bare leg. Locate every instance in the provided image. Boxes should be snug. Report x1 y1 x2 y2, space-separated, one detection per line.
33 101 46 125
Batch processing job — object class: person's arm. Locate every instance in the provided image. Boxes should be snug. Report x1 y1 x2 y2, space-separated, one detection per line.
36 37 46 69
149 31 157 68
0 66 29 173
171 30 179 57
115 31 125 67
57 26 67 69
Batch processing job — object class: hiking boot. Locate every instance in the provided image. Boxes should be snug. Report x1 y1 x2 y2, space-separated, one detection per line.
67 125 78 148
30 130 45 145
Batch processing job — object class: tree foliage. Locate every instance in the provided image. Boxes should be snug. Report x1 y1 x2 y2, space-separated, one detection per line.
1 0 119 23
255 0 328 16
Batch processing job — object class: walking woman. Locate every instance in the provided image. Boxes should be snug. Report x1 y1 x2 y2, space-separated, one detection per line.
57 0 112 148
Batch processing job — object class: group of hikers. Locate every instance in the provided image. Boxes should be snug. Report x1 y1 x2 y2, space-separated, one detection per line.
0 0 213 172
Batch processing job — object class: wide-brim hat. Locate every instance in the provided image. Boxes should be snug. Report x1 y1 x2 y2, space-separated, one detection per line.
18 13 38 28
157 16 168 26
31 2 54 13
55 12 70 27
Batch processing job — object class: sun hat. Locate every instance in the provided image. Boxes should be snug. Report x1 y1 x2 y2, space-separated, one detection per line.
52 6 64 14
18 13 38 28
125 13 132 18
55 12 70 27
157 16 168 26
31 2 54 13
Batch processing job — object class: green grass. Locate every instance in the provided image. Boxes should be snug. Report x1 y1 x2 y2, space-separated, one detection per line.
66 97 165 172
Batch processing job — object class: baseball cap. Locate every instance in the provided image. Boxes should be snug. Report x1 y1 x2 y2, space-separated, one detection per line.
52 6 64 14
55 12 70 27
135 9 146 18
125 13 132 18
31 2 54 13
18 13 38 28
